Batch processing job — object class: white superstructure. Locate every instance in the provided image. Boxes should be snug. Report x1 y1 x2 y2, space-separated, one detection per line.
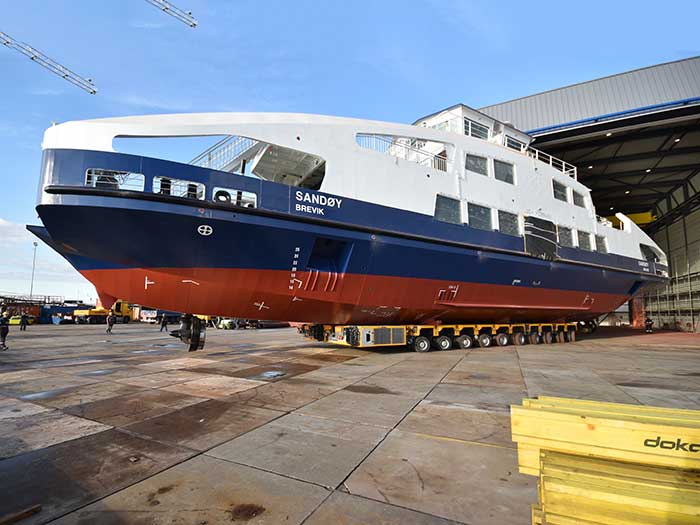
42 108 666 265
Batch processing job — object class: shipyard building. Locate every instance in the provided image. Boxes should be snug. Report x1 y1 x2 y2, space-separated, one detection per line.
423 57 700 330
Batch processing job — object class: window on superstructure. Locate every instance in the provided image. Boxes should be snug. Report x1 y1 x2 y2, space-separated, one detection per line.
464 118 490 140
85 169 145 192
468 203 492 231
498 211 520 236
494 160 514 184
153 176 205 200
213 187 257 208
578 231 592 251
465 154 488 176
595 235 608 254
553 180 568 202
434 195 462 224
640 244 660 262
573 190 586 208
505 136 526 151
558 226 573 248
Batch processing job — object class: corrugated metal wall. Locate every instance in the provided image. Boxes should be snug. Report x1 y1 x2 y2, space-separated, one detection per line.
646 208 700 331
480 57 700 133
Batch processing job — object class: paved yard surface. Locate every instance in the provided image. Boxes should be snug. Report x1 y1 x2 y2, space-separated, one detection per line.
1 324 699 524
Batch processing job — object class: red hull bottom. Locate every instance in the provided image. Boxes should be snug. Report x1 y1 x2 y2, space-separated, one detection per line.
82 267 628 325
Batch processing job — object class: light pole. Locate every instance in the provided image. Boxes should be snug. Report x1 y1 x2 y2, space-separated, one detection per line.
29 242 38 300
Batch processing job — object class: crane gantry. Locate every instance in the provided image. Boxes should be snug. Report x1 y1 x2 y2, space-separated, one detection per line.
1 0 196 94
0 31 97 94
144 0 198 28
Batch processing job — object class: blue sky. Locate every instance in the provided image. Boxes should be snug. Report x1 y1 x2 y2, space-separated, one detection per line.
1 0 698 300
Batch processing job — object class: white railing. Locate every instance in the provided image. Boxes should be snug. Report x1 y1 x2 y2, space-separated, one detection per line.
427 117 577 179
356 133 448 172
85 169 146 191
525 147 577 179
190 135 258 172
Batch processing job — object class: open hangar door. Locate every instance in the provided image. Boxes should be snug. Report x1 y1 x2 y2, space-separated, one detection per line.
478 57 700 330
528 102 700 330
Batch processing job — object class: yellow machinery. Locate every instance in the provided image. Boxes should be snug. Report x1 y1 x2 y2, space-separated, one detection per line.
511 396 700 524
74 299 133 324
301 322 579 352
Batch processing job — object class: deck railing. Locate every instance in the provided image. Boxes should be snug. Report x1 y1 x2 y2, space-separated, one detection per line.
356 133 448 172
190 135 258 172
429 117 577 179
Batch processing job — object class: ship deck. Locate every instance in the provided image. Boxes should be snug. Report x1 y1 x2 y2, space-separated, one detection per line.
1 324 700 524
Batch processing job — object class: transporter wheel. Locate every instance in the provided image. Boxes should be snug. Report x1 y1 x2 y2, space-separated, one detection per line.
566 329 576 342
495 333 510 347
556 331 566 344
542 331 553 344
528 333 539 344
512 332 526 346
455 334 473 349
477 333 492 348
433 335 452 351
123 316 130 324
413 336 431 353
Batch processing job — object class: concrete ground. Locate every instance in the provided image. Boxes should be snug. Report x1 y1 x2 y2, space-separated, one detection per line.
1 324 699 525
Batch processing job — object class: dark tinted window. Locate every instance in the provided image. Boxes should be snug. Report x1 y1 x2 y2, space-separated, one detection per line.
498 210 520 236
573 191 586 208
595 235 607 254
468 203 492 231
578 231 592 251
434 195 461 224
465 154 488 176
553 180 568 202
640 244 660 262
558 226 573 247
494 160 514 184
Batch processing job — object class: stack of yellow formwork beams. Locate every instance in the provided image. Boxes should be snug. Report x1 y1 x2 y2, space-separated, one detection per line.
511 396 700 524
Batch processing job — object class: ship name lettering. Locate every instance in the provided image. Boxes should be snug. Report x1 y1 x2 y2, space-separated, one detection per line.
295 190 342 208
296 203 325 215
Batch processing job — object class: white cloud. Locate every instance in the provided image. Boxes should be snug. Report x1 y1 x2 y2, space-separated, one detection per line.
0 218 95 300
0 218 32 244
129 20 166 29
29 87 63 96
113 94 194 112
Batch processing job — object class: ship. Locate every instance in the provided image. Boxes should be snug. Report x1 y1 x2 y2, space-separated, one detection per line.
29 105 669 350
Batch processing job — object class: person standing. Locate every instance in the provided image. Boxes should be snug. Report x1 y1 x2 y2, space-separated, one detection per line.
19 312 29 332
106 312 116 334
159 315 168 332
0 311 10 350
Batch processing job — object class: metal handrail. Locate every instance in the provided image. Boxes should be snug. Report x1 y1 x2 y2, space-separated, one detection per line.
190 135 258 171
428 117 577 179
356 134 448 172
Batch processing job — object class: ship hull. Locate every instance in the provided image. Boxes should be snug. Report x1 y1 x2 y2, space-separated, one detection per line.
36 201 653 325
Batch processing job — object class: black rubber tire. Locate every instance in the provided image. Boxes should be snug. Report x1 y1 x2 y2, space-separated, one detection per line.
528 333 539 344
477 333 492 348
556 331 566 343
434 335 452 351
542 331 553 344
512 332 526 346
413 336 431 353
495 333 510 347
123 316 130 324
567 329 576 342
455 334 473 349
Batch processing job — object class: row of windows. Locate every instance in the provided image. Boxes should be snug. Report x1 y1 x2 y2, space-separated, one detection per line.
557 225 607 254
435 195 521 237
435 195 608 253
553 180 587 209
84 169 257 208
466 154 514 184
463 155 589 212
